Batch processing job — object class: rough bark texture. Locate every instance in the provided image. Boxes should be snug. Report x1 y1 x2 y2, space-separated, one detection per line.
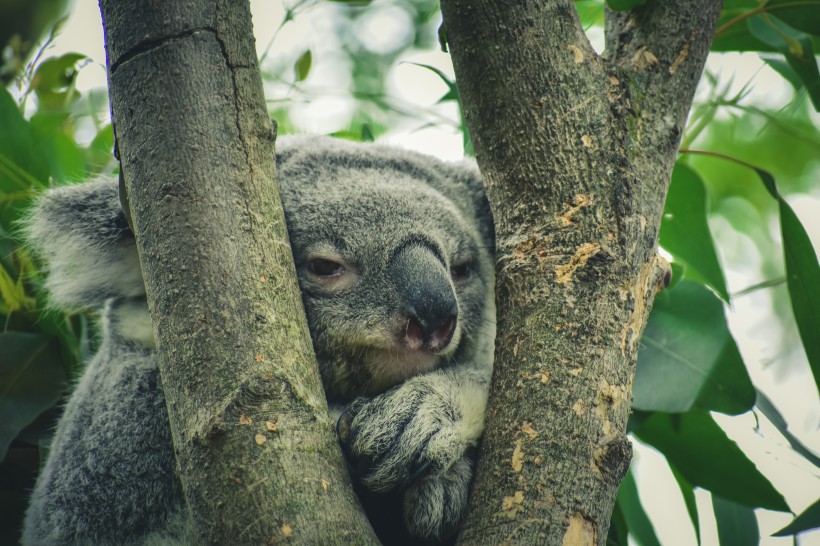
98 1 378 544
439 1 722 545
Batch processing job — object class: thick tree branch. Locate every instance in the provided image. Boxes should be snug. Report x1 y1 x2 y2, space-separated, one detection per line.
99 0 378 543
440 0 607 222
604 2 723 251
441 1 722 545
605 2 722 136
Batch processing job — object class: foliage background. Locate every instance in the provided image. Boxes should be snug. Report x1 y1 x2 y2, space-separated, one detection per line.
0 0 818 544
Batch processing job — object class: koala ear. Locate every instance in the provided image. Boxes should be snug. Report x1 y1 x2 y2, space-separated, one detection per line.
443 159 496 253
23 179 145 309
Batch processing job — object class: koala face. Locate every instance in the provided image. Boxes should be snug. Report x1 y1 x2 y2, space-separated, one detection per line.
277 139 494 401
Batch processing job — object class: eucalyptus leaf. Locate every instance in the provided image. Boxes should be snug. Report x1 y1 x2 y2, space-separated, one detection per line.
607 501 629 546
713 495 760 545
84 124 115 177
0 88 46 193
761 54 804 91
634 281 755 414
661 163 729 301
0 332 66 461
294 49 312 82
30 53 85 112
616 469 662 546
671 466 700 544
750 165 820 394
767 0 820 35
403 62 459 103
748 15 820 111
755 390 820 468
774 498 820 537
711 7 774 52
633 412 789 512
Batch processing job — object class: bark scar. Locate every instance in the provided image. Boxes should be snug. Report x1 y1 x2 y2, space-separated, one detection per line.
562 513 597 546
619 254 670 355
556 194 593 227
554 243 601 284
669 40 690 74
631 47 658 71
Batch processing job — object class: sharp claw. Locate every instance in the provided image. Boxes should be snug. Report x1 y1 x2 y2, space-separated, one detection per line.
406 457 432 484
336 409 352 443
356 454 376 478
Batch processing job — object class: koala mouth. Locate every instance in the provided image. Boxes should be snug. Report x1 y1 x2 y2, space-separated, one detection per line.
360 315 461 394
363 347 440 394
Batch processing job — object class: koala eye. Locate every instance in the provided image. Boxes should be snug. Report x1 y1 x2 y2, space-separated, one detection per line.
450 261 472 281
307 257 345 277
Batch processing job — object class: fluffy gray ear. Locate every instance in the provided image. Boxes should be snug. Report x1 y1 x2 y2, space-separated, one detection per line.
23 178 145 309
442 158 495 254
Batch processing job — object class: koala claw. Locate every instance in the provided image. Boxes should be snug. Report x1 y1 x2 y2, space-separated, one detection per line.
403 456 473 541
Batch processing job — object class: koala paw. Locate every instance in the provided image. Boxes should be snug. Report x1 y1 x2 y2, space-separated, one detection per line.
337 372 485 495
403 456 473 540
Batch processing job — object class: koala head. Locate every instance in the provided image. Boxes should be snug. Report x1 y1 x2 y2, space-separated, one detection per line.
276 137 495 401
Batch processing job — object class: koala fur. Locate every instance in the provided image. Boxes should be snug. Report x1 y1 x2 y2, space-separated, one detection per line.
22 136 496 545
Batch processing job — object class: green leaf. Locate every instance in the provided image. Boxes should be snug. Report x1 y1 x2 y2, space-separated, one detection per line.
749 166 820 393
0 88 46 192
294 49 312 83
748 15 820 111
30 53 85 111
84 124 115 177
616 469 662 546
402 61 473 155
360 123 374 142
661 163 729 302
633 412 789 512
779 200 820 390
607 500 629 546
760 54 804 90
0 332 66 461
606 0 648 11
712 4 775 52
403 62 459 103
713 495 760 545
0 263 34 312
755 390 820 468
774 498 820 536
670 466 700 544
634 281 755 414
767 0 820 36
30 120 84 184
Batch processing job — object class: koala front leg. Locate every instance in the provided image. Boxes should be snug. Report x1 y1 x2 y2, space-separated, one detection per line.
338 367 488 540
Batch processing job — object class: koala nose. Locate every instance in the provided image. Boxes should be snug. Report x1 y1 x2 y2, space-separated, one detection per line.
389 243 459 353
406 314 456 352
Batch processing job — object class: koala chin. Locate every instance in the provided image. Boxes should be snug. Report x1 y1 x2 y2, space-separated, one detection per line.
22 136 496 545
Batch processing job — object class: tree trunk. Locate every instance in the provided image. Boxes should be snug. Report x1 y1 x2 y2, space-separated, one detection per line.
439 1 722 544
98 1 378 543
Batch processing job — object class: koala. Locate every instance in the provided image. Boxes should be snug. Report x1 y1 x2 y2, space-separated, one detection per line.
21 136 496 546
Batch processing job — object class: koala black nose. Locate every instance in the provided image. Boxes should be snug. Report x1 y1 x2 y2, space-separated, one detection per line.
389 243 459 353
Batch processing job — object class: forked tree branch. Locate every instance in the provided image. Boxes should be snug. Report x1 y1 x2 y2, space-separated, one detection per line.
441 1 722 544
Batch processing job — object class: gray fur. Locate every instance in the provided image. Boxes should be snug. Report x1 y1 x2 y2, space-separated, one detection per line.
22 136 495 545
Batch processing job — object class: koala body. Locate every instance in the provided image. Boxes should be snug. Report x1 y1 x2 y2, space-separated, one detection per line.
22 136 495 545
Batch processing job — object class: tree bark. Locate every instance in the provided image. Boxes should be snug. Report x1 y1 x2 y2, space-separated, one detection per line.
98 1 378 544
439 1 722 544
